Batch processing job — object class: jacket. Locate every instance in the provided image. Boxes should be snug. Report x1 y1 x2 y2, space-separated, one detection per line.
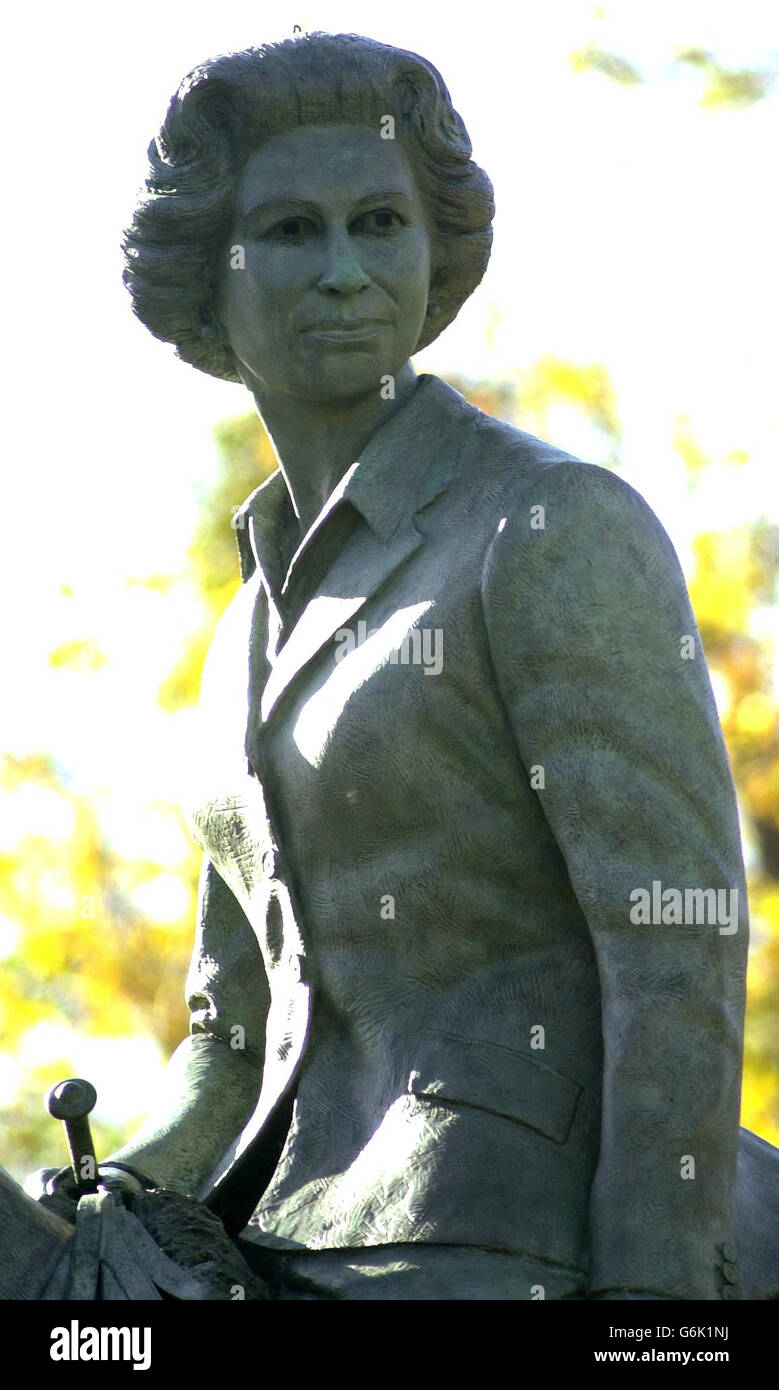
178 372 748 1299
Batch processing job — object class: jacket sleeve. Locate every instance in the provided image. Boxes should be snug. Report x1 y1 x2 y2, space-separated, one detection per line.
106 855 268 1196
480 458 748 1300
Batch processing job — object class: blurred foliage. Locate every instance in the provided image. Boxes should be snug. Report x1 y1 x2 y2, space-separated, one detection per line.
673 48 778 109
0 753 200 1176
570 41 779 108
570 44 643 86
48 639 109 674
686 510 779 1143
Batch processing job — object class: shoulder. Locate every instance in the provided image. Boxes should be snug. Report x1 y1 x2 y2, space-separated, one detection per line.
475 453 690 645
437 382 671 554
421 378 684 599
435 380 577 486
478 447 682 594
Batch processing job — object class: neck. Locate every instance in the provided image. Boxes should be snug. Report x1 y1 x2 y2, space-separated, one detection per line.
247 362 419 539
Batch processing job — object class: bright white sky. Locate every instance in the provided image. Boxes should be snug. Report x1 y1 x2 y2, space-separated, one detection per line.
1 0 776 800
0 0 777 1128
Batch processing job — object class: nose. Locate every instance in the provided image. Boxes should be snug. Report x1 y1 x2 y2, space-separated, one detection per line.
316 223 371 295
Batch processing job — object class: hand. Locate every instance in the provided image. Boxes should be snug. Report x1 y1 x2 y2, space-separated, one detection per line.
24 1161 156 1214
23 1166 67 1202
23 1165 80 1225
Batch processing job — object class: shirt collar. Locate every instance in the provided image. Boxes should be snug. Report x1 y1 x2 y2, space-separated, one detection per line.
232 372 473 586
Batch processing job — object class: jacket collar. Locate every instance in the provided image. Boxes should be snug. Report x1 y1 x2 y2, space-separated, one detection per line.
231 373 474 587
233 373 475 731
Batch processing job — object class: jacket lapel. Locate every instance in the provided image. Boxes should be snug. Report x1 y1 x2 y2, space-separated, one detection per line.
239 374 474 730
249 378 472 728
258 517 425 723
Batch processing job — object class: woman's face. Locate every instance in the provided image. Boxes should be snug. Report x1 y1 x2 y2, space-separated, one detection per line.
217 123 433 404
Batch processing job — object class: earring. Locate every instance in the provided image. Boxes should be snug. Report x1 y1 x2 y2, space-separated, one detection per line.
196 306 226 342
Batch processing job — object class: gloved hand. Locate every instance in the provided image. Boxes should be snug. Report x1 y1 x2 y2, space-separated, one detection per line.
24 1161 156 1224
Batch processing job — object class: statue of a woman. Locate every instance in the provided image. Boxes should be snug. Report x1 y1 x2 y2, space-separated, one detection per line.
11 30 779 1301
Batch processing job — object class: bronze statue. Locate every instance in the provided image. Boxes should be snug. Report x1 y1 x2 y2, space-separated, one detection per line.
6 30 778 1301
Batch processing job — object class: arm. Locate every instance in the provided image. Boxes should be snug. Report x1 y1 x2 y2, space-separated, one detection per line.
481 459 748 1300
106 855 268 1196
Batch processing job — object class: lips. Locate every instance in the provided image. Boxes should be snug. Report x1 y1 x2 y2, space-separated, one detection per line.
301 319 390 345
302 318 390 332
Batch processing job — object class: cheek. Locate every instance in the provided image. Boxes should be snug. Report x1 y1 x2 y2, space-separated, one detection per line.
388 233 432 299
229 260 270 311
234 249 314 318
221 263 284 355
391 235 432 310
400 232 431 294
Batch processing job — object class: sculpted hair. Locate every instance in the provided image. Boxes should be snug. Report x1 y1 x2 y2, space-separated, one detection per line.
122 31 495 381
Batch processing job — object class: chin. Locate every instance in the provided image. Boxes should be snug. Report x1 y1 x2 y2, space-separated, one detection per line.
299 359 400 405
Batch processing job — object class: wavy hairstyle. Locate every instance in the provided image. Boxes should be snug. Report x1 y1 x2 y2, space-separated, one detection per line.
122 32 495 382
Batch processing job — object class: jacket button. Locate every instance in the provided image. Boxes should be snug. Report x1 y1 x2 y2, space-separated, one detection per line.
721 1259 739 1282
262 848 278 879
719 1242 737 1263
719 1285 739 1300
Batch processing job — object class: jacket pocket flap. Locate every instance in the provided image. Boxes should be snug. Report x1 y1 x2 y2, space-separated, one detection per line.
407 1032 581 1144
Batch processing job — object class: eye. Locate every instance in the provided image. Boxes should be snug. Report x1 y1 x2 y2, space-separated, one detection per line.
352 209 405 233
266 216 316 240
